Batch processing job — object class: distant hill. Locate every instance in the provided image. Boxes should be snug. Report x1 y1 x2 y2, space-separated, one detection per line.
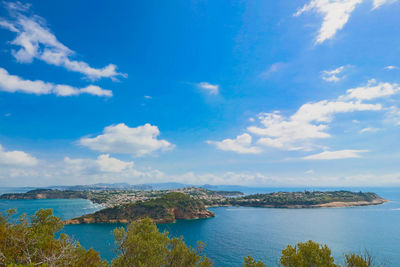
0 189 86 200
48 183 152 191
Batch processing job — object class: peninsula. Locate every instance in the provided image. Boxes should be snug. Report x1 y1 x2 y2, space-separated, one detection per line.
65 192 215 224
1 187 388 224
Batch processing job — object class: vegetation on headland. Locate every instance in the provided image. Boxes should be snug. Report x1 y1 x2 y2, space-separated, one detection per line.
0 209 378 267
1 189 387 225
210 190 387 208
0 187 387 210
65 192 215 224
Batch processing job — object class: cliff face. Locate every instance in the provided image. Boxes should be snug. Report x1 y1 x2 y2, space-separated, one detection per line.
65 192 215 224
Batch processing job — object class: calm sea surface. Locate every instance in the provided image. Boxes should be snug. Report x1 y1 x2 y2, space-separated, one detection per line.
1 187 399 266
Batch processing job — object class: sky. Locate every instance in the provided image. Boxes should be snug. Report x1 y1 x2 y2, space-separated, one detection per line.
0 0 400 187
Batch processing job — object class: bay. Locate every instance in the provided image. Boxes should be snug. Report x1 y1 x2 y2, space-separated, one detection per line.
1 187 399 266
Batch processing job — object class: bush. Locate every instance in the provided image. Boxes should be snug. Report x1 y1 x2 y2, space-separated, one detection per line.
0 209 107 267
111 218 211 267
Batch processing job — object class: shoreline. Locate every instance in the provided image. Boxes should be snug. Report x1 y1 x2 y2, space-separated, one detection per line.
206 198 389 209
64 198 389 225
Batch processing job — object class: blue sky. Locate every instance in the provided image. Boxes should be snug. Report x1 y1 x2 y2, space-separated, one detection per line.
0 0 400 187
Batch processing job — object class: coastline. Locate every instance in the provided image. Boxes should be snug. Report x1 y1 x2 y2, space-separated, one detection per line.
206 197 389 209
65 198 388 225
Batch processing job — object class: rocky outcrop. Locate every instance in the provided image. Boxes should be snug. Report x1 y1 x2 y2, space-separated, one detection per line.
64 192 215 225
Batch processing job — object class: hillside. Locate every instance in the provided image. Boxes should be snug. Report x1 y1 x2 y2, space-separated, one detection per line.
65 192 215 224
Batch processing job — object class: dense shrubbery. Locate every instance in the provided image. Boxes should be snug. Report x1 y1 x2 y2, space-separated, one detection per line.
0 209 107 267
1 209 376 267
111 218 211 267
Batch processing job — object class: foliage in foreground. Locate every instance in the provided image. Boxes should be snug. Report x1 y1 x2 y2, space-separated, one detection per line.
111 217 211 267
0 209 378 267
0 209 107 267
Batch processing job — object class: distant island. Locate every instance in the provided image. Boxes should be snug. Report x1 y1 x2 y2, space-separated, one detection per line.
1 187 388 224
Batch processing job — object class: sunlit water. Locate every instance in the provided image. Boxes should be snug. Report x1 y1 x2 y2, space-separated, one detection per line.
1 188 399 266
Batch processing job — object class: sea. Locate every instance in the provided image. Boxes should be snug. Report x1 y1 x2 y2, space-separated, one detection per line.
1 187 399 266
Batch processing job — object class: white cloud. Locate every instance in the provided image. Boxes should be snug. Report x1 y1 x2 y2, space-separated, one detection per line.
79 123 174 157
341 79 400 101
305 169 314 174
2 151 400 187
373 0 398 9
386 106 400 125
321 65 346 82
248 100 381 151
384 65 398 70
0 67 112 97
295 0 362 44
210 78 396 154
197 82 219 95
207 133 263 154
64 154 134 173
303 149 368 160
295 0 400 44
144 95 152 99
0 2 125 81
5 154 165 186
0 144 38 166
210 77 393 153
359 127 380 133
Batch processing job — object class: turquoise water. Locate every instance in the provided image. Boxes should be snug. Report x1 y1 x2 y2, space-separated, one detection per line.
1 188 400 266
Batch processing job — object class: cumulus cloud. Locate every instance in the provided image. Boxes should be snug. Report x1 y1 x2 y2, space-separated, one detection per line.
207 133 263 154
303 149 368 160
341 79 400 101
295 0 362 44
0 153 165 186
79 123 174 157
248 100 381 151
211 78 395 154
64 154 134 173
0 1 125 81
0 144 38 166
0 67 112 97
321 65 346 82
197 82 219 95
2 151 400 187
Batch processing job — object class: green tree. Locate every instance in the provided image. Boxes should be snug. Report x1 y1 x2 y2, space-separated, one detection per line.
243 255 266 267
111 218 211 267
0 209 107 267
345 252 372 267
280 240 339 267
